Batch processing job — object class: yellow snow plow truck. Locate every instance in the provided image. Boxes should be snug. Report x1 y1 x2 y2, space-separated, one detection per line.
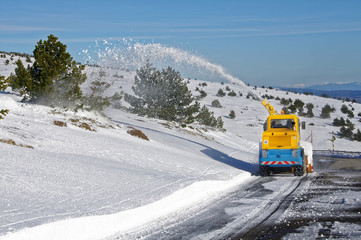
259 100 313 176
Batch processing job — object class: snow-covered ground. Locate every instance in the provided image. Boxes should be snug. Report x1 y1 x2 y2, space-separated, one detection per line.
0 53 361 239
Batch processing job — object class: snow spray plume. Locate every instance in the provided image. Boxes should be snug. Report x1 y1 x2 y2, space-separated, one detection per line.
82 39 261 100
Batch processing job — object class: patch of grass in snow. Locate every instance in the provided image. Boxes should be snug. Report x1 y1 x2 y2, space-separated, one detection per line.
53 120 67 127
0 138 34 149
70 118 96 132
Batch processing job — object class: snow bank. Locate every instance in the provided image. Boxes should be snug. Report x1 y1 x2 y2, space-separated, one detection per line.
300 140 313 164
0 173 253 240
0 95 20 111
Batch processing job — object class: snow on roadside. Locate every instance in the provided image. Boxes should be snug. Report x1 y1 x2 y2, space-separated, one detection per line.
0 173 254 240
0 92 258 239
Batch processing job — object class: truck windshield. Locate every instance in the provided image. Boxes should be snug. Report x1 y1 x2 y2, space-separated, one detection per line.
271 119 295 129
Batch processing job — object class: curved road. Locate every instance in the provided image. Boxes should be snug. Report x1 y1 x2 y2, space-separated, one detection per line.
117 156 361 239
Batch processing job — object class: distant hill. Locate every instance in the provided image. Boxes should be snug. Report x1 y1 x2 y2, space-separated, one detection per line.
280 82 361 103
308 82 361 91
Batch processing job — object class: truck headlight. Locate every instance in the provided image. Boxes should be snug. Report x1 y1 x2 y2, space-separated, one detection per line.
292 149 298 158
262 150 268 158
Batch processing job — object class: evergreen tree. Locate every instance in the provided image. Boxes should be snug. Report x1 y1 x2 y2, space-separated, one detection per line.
216 88 226 97
294 99 305 114
347 110 354 118
199 89 207 98
82 80 113 111
346 119 355 130
9 60 32 98
125 61 199 124
306 103 314 118
338 126 353 139
229 110 236 119
228 90 237 96
354 129 361 142
197 105 218 127
341 104 349 114
10 34 86 107
288 104 297 114
333 117 346 127
320 104 335 118
0 75 9 119
216 116 224 129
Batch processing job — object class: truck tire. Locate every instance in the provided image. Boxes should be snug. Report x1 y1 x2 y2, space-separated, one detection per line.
260 166 271 177
294 165 304 176
294 158 305 176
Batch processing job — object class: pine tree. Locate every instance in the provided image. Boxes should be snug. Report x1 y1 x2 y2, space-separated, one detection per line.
229 110 236 119
9 60 32 98
294 99 305 115
228 90 237 96
125 62 199 124
197 105 218 127
341 104 348 114
82 80 113 111
338 126 353 139
10 34 86 107
320 104 335 118
216 88 226 97
0 75 9 119
306 103 314 118
333 117 346 127
216 116 224 129
354 129 361 142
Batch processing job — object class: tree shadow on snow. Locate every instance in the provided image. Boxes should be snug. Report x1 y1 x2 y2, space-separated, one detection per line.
114 120 258 175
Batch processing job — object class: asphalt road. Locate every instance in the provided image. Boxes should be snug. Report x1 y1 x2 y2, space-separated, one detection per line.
113 156 361 240
243 156 361 240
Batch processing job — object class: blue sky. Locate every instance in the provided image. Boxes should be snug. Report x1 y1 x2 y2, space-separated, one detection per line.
1 0 361 87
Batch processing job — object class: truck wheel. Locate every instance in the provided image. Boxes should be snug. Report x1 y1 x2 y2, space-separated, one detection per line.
260 166 271 177
294 165 304 176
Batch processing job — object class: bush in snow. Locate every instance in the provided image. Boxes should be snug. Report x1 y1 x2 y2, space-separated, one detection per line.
341 104 349 114
333 117 346 127
9 34 86 108
305 103 314 118
280 97 292 106
338 126 354 139
216 88 226 97
229 110 236 119
0 75 9 119
199 89 207 99
354 129 361 141
340 104 354 118
293 99 305 115
211 99 222 108
228 90 237 97
320 104 335 118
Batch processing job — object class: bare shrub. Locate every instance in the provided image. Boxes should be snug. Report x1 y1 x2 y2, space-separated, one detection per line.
53 120 67 127
127 127 149 141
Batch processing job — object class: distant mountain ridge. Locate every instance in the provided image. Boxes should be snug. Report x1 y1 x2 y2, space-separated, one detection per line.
280 82 361 103
307 82 361 91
